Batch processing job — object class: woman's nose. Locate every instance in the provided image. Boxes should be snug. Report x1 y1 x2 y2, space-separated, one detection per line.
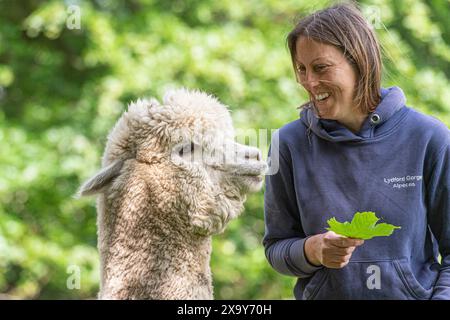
300 72 320 91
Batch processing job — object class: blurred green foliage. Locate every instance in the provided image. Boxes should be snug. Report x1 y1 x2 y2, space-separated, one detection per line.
0 0 448 299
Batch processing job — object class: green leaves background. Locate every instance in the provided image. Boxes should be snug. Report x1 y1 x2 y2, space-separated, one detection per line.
0 0 448 299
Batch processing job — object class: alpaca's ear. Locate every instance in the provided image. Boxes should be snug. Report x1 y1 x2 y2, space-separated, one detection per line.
76 160 124 197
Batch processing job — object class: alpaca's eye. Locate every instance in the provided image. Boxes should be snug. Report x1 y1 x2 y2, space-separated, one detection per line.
178 142 197 157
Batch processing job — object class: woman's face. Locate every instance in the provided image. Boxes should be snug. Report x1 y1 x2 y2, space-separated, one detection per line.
295 37 359 120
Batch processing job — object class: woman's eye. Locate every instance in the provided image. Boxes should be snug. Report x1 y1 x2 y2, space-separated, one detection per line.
315 65 328 72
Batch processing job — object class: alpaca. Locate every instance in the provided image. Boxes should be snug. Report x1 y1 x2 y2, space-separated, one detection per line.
78 88 267 299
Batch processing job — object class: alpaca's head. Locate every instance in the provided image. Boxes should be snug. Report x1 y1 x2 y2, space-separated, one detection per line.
78 88 267 235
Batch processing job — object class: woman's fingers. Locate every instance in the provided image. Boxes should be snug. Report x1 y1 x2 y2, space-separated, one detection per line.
323 245 355 257
328 252 353 261
319 231 366 269
330 246 355 256
323 256 352 268
323 232 364 248
329 237 364 248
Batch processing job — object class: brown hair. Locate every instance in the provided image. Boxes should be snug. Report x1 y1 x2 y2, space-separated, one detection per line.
287 1 381 114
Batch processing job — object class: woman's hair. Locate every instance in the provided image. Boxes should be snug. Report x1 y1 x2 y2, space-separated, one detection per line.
287 1 382 114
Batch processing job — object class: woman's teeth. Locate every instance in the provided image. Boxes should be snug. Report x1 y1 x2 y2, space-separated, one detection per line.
315 92 330 101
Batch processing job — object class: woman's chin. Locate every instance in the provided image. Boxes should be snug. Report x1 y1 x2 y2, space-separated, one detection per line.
317 109 334 119
314 99 333 117
316 104 338 120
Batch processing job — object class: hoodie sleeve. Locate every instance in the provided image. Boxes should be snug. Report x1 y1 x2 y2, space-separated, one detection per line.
426 141 450 300
263 142 323 278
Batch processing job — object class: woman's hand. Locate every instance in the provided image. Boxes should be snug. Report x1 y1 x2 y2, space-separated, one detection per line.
304 231 364 269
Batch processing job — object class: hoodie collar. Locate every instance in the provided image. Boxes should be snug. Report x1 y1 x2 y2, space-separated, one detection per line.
300 86 406 143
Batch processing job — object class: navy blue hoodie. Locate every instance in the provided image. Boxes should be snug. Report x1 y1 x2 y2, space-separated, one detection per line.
263 87 450 300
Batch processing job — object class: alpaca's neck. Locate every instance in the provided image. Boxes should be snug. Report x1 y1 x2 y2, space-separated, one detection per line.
99 226 214 299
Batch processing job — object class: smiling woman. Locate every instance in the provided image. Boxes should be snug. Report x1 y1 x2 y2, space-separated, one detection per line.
263 1 450 300
286 3 382 134
294 38 364 133
287 3 382 114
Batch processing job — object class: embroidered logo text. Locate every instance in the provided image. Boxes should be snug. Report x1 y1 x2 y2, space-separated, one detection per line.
383 175 423 189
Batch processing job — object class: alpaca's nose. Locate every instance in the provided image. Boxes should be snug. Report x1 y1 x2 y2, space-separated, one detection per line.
244 147 262 162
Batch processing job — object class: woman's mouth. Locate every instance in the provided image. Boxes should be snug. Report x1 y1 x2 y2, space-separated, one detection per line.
314 92 331 103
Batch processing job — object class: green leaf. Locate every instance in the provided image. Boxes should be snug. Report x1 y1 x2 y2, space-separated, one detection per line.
326 211 401 240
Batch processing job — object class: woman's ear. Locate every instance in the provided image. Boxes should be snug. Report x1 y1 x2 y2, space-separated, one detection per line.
76 160 124 197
